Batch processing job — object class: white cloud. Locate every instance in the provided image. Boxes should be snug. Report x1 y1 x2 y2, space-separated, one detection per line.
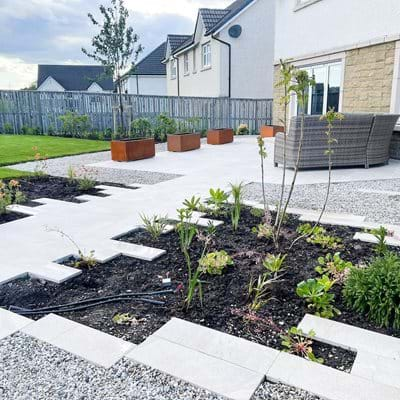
0 55 37 90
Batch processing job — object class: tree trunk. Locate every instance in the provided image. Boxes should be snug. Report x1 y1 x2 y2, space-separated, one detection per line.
117 76 124 134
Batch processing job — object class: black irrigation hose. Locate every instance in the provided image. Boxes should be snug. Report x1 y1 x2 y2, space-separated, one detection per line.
6 289 174 316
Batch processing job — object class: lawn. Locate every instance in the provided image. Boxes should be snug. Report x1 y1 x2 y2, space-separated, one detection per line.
0 168 33 179
0 135 110 167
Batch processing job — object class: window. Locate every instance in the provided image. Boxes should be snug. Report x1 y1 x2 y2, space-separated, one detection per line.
294 61 342 116
170 59 177 79
202 42 211 69
184 53 189 75
193 48 197 73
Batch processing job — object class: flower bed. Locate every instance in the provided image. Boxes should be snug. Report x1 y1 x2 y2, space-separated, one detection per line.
2 206 399 371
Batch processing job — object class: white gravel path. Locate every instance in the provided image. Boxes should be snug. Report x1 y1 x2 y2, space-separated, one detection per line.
0 333 320 400
243 179 400 225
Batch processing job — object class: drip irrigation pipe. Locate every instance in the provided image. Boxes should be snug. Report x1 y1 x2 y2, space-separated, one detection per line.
6 289 174 316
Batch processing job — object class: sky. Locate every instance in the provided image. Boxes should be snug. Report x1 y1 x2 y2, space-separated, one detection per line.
0 0 232 90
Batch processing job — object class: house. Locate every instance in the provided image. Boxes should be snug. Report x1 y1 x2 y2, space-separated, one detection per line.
273 0 400 125
164 0 275 99
120 42 167 96
37 65 114 92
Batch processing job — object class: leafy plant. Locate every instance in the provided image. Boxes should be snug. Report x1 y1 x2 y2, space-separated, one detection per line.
248 273 275 311
296 223 342 249
252 223 273 240
112 313 135 325
236 123 249 135
75 166 97 190
59 111 91 137
263 253 286 278
296 275 340 318
67 165 77 184
0 179 26 215
315 252 352 282
32 146 48 176
250 207 264 218
154 114 177 141
130 117 152 138
369 226 389 256
281 327 323 363
343 252 400 329
207 188 229 215
198 250 233 275
230 182 244 231
183 196 201 212
140 214 168 239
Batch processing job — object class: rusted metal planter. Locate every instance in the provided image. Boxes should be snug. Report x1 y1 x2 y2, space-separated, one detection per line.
167 133 201 152
111 138 155 162
207 128 234 145
260 125 284 138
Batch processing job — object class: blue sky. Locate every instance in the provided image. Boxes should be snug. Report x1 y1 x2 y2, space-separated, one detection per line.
0 0 231 89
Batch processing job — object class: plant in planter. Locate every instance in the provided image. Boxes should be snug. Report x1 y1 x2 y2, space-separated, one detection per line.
130 118 152 139
207 128 234 145
154 114 177 142
236 123 249 135
111 137 155 161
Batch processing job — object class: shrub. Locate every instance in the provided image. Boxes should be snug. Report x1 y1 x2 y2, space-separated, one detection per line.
153 114 176 141
0 179 25 214
130 117 152 138
343 252 400 329
59 111 91 137
236 123 249 135
2 123 14 134
198 250 233 275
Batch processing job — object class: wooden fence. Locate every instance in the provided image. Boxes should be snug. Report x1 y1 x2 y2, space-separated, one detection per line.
0 90 273 134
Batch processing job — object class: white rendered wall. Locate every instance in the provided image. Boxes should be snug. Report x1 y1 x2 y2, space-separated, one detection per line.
219 0 275 99
275 0 400 61
125 75 167 96
37 76 65 92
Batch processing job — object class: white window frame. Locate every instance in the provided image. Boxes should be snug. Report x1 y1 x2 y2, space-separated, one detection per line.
294 0 322 11
183 53 189 75
193 48 197 73
170 59 177 80
290 60 343 117
202 42 211 69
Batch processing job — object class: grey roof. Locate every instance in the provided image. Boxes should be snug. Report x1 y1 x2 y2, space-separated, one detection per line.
199 8 229 32
37 65 114 91
167 35 192 53
129 42 166 75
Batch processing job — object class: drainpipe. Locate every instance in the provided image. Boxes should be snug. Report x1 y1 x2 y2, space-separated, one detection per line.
173 55 180 96
212 35 231 98
135 74 139 95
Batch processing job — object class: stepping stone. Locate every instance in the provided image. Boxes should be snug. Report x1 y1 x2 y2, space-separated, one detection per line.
127 336 264 400
152 317 279 374
0 308 32 339
298 314 400 359
21 314 134 368
29 262 82 284
353 232 400 247
109 240 166 261
351 351 400 389
299 212 366 228
74 194 104 202
267 351 400 400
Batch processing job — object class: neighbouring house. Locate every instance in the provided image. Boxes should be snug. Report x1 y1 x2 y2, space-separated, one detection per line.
37 65 114 92
120 42 167 96
273 0 400 125
164 0 276 99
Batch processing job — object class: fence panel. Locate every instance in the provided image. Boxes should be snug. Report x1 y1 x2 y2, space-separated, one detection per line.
0 90 273 134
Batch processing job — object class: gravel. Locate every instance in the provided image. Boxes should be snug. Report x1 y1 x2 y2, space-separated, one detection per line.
9 142 182 185
243 179 400 225
0 333 320 400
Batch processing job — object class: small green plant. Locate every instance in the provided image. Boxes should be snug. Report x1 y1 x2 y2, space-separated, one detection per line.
75 166 97 190
297 223 342 249
250 207 264 218
230 182 244 231
207 188 229 215
140 214 168 239
248 273 275 311
263 253 286 278
343 252 400 329
315 252 352 282
252 223 273 240
198 250 233 275
281 327 323 364
236 123 249 135
112 313 135 325
369 226 389 256
59 111 91 137
0 179 26 214
183 196 201 212
67 165 77 184
32 146 48 176
296 275 340 318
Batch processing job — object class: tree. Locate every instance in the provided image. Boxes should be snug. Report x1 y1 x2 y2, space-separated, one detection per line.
82 0 142 133
21 81 37 90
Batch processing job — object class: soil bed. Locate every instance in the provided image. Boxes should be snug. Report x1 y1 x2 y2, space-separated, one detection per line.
1 207 399 371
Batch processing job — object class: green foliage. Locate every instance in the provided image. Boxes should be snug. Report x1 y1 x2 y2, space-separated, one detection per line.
177 117 201 133
2 123 13 134
198 250 233 275
296 275 340 319
250 207 264 218
296 223 342 249
0 179 26 214
369 226 389 256
248 273 275 311
315 252 353 282
71 166 97 190
140 214 168 240
207 188 229 215
183 196 201 212
236 123 249 135
263 253 286 278
230 182 244 231
130 117 152 138
59 111 91 137
154 114 177 141
252 223 273 240
281 327 323 364
343 252 400 329
112 313 135 325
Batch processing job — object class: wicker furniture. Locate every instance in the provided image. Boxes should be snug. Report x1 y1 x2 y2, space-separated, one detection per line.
390 130 400 160
274 113 399 169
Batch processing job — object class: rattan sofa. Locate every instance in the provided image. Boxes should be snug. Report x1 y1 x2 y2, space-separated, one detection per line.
274 113 399 169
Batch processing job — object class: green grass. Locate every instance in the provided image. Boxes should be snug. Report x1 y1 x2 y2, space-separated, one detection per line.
0 135 110 167
0 168 32 179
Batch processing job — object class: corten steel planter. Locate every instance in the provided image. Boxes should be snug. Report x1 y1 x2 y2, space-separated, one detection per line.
207 128 234 145
167 133 201 152
111 138 155 162
260 125 284 138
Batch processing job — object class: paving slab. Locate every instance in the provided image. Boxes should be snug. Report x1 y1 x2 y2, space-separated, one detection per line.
21 314 134 368
127 336 264 400
152 318 279 374
6 204 39 216
351 351 400 389
0 308 32 339
298 314 400 359
108 240 166 261
29 262 82 283
267 351 400 400
353 232 400 247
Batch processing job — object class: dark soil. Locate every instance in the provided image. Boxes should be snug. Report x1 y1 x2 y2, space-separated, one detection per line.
3 207 398 371
0 176 107 225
